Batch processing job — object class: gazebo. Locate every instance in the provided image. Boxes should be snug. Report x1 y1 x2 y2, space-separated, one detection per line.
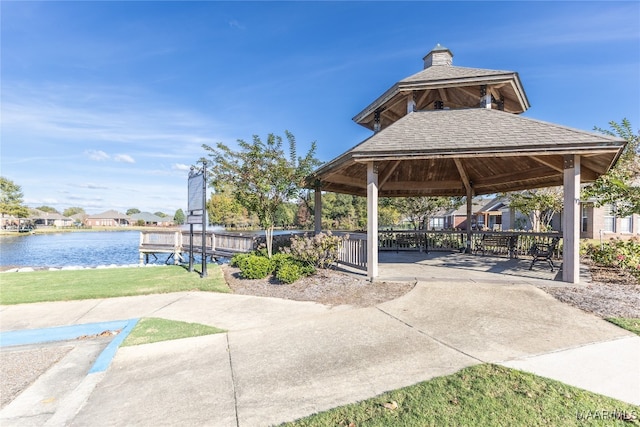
309 44 626 283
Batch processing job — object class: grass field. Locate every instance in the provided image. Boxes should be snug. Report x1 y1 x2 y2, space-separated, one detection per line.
282 364 640 427
0 264 229 304
122 317 226 346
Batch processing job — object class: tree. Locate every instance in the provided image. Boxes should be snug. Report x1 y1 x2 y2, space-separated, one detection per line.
207 192 245 227
391 197 463 230
154 211 167 218
0 177 29 218
583 119 639 216
203 131 320 257
379 205 401 227
173 208 186 225
36 205 59 214
126 208 141 215
506 187 564 232
63 207 85 217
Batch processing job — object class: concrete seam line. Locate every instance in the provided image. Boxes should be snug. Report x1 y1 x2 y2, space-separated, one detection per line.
375 307 486 364
226 333 240 427
72 299 104 325
149 293 190 316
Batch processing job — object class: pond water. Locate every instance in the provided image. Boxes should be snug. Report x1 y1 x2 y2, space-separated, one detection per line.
0 231 145 269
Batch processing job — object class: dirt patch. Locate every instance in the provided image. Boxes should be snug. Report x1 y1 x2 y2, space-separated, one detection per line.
540 262 639 319
222 265 415 308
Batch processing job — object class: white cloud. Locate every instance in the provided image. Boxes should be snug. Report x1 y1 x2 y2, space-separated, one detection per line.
172 163 191 171
114 154 135 164
85 149 110 161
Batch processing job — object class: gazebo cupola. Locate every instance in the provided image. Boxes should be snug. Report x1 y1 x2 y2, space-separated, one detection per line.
353 43 530 132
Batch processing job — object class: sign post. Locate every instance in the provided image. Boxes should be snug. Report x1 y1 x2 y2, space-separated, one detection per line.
187 160 208 278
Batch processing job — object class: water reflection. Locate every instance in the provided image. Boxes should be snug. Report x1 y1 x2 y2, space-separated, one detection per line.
0 231 143 268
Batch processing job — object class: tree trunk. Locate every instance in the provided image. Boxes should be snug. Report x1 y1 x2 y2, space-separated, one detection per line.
265 224 274 258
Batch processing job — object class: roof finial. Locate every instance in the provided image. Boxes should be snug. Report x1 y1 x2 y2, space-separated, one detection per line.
423 43 453 69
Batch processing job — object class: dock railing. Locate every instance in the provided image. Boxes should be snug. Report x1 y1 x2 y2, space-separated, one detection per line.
140 229 561 271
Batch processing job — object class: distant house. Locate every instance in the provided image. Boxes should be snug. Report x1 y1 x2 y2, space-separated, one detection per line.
436 197 506 231
129 212 173 227
29 209 73 227
580 202 638 239
85 210 130 227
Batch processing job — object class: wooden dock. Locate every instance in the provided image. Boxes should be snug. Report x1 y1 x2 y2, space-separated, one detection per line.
139 230 262 264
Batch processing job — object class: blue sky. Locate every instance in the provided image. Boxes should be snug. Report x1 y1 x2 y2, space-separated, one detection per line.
2 1 639 215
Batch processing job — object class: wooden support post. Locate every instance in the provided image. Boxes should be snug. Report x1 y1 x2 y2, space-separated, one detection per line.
367 162 379 279
563 155 580 283
466 188 473 253
407 93 416 113
139 232 144 265
314 188 322 235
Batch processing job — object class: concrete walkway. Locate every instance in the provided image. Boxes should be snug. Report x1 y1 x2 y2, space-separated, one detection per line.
1 258 639 426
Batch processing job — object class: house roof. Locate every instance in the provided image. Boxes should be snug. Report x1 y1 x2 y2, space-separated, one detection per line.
87 210 130 220
28 209 72 220
310 108 626 197
130 212 169 223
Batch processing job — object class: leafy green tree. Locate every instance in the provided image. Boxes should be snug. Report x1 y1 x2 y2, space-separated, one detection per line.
63 207 85 217
506 187 563 232
275 202 297 228
379 204 401 227
36 205 60 214
126 208 141 215
391 197 463 230
203 131 320 257
173 208 186 225
154 211 168 218
583 118 639 216
0 177 29 217
207 192 245 227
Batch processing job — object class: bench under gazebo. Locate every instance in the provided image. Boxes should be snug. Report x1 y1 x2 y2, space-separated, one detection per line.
309 44 626 283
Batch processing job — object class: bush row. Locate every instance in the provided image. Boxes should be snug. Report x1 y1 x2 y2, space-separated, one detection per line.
583 237 640 280
231 232 347 284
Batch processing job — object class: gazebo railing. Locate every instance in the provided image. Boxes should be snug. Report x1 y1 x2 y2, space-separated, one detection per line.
337 232 367 271
378 230 562 256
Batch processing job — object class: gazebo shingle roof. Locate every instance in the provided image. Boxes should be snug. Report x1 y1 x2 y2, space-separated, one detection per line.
311 109 625 197
352 109 623 155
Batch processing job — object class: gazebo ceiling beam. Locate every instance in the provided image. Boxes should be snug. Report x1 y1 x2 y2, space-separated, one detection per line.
382 180 464 191
473 166 558 187
416 89 432 106
437 88 449 102
453 158 473 194
382 108 403 123
379 161 401 187
531 156 564 172
322 173 366 189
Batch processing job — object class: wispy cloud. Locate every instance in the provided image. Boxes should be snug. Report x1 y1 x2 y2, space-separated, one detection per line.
228 19 245 30
172 163 191 171
85 150 110 161
113 154 135 164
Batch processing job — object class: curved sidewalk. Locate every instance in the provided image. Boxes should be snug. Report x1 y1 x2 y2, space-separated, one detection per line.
1 272 638 426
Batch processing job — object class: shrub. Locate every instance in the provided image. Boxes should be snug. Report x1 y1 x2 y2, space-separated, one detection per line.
284 231 348 269
275 261 303 284
230 253 251 268
238 254 274 279
583 237 640 280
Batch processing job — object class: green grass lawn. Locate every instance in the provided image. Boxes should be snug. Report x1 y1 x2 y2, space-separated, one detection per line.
281 364 640 427
0 264 229 304
122 317 226 346
607 318 640 336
